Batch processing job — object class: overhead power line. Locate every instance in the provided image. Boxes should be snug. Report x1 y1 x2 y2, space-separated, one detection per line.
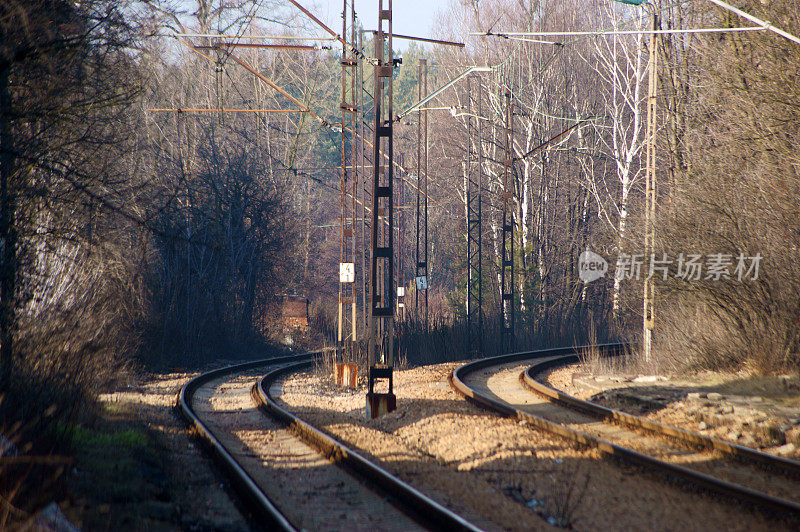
172 33 338 41
397 66 493 121
704 0 800 46
474 26 767 38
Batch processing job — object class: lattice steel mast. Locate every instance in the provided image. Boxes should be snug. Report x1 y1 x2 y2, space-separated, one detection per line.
500 88 515 352
360 29 372 336
414 58 429 331
367 0 396 417
466 75 483 354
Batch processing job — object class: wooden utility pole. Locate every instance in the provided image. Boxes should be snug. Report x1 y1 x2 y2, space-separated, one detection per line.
643 10 658 363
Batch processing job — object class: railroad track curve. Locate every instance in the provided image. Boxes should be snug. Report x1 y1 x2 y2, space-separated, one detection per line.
450 344 800 521
179 350 482 532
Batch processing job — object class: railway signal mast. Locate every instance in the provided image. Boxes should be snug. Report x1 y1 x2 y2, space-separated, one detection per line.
366 0 397 418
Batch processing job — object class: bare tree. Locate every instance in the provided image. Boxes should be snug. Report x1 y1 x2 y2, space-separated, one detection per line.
580 1 649 313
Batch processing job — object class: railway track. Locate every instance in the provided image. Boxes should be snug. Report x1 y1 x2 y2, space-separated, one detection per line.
450 344 800 521
178 351 481 531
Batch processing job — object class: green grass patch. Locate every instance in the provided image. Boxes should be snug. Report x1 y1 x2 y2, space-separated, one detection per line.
70 424 148 449
67 419 175 528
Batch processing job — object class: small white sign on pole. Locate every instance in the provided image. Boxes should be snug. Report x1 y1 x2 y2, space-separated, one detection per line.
415 276 428 290
339 262 355 283
397 286 405 297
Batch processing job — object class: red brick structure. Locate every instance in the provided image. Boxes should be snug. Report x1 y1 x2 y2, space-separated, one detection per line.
279 294 309 330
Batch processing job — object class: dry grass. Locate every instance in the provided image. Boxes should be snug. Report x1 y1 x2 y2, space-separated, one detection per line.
544 461 591 528
0 395 73 528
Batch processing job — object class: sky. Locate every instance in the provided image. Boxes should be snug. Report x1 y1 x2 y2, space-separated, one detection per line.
316 0 451 45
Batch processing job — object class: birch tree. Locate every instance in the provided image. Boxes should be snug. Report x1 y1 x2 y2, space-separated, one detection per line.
582 1 649 312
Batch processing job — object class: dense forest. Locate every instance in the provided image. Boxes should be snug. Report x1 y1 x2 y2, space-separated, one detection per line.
1 0 798 524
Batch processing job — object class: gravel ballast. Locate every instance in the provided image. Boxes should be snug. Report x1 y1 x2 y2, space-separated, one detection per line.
277 362 790 531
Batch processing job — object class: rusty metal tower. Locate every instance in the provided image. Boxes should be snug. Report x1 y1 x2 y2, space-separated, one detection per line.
366 0 396 418
338 0 358 361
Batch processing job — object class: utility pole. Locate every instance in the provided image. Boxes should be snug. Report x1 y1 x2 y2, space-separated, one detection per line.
302 168 309 284
397 153 406 320
214 50 225 125
338 0 358 363
466 75 483 355
643 10 658 363
500 88 515 353
367 0 396 418
350 0 361 346
414 58 429 331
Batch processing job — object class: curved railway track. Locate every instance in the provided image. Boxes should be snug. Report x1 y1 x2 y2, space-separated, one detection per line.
179 350 481 532
450 344 800 521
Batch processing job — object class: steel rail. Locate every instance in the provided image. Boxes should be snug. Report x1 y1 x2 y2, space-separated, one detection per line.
449 344 800 519
177 351 330 532
521 353 800 476
254 360 484 532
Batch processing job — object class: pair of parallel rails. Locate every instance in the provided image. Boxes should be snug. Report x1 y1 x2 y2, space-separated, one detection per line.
178 350 478 531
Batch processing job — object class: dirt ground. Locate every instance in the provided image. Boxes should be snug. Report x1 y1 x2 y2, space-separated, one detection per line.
58 370 253 531
278 362 792 531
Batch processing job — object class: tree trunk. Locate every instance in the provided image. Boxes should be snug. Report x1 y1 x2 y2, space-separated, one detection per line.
0 66 17 387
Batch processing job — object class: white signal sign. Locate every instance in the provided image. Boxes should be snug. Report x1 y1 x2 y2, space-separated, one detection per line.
415 276 428 290
339 262 355 283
